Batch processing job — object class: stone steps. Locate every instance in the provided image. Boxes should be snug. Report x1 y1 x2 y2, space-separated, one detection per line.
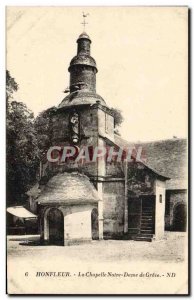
137 208 154 241
134 236 153 242
140 229 153 233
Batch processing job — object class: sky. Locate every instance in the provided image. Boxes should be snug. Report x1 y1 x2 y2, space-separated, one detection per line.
6 6 188 142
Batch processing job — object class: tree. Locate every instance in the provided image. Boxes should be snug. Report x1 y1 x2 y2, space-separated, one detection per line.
6 71 39 206
34 106 57 161
109 107 124 135
6 70 18 101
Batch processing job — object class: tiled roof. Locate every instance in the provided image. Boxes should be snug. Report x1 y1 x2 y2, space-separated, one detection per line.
36 172 100 205
114 135 188 190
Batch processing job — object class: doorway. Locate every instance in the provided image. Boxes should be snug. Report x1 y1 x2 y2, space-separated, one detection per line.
128 195 155 237
48 208 64 245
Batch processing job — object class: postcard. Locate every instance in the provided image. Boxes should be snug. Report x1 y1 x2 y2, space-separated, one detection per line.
6 6 189 295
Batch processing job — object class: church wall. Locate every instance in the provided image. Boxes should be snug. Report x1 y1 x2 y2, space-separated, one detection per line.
79 106 98 138
48 107 101 177
48 106 116 180
106 162 124 177
102 181 125 238
52 111 70 144
97 137 106 177
52 106 99 145
98 109 114 139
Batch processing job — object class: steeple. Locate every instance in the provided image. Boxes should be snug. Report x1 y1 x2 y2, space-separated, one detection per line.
59 26 106 109
68 32 98 93
77 32 91 55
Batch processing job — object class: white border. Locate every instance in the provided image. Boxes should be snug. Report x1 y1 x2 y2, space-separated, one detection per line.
1 1 192 299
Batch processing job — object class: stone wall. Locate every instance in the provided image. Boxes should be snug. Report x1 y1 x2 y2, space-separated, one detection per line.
45 105 116 180
70 65 96 92
106 162 124 177
39 203 98 246
165 189 187 231
98 109 114 139
63 204 96 245
52 105 99 145
52 110 70 143
46 106 100 177
102 181 125 238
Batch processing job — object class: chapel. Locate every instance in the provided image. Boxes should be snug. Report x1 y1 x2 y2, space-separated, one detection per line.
34 31 170 245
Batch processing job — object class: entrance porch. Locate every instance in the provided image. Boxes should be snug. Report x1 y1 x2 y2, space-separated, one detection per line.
126 161 169 241
128 195 155 241
36 172 101 246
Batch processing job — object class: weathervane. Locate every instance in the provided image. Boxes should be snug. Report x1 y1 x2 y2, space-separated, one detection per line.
81 12 89 31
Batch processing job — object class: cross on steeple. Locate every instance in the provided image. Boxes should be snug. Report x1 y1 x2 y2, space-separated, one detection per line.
81 12 89 31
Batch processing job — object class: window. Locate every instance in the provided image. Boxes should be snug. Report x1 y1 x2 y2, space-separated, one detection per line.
159 194 162 203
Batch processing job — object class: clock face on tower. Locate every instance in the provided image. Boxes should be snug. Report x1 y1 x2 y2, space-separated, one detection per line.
69 111 80 144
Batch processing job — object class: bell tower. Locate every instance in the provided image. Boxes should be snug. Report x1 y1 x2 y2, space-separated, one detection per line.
47 16 126 242
68 32 97 93
56 27 115 144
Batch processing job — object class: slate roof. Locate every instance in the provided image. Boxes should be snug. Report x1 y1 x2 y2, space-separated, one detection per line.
77 32 91 41
69 55 97 70
36 172 100 205
114 135 134 149
115 135 188 190
110 134 168 181
59 90 106 108
137 138 188 190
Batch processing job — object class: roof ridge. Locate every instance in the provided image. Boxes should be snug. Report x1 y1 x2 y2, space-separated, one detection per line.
114 134 187 145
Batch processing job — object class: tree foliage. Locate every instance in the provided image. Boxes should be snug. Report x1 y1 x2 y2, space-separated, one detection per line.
34 107 57 161
6 71 39 206
109 107 124 135
6 70 18 101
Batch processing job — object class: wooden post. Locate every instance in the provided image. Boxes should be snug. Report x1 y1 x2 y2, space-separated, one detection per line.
39 160 42 179
97 182 104 240
124 160 128 233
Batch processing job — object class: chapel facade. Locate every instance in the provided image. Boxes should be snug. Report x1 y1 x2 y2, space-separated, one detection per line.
36 32 168 245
